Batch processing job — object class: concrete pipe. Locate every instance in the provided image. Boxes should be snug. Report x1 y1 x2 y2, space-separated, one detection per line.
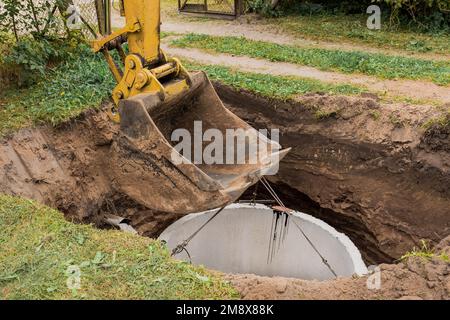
159 204 368 280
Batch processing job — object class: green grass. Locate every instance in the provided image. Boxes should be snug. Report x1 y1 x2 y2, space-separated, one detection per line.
261 14 450 55
0 42 364 137
159 0 450 55
0 45 115 136
185 61 365 99
0 195 238 299
172 34 450 85
421 107 450 129
400 240 450 263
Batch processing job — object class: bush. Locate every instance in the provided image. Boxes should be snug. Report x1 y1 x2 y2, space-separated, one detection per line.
377 0 450 31
0 0 67 40
0 0 85 88
1 36 82 87
247 0 283 16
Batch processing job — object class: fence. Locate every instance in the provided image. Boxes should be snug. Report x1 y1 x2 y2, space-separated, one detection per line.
74 0 101 38
178 0 245 19
71 0 248 38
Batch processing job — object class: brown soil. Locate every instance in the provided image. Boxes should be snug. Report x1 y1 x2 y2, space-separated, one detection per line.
0 108 183 236
225 235 450 300
1 86 449 263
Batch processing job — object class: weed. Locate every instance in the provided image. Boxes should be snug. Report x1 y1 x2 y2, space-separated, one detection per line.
314 109 338 120
389 113 404 126
369 110 381 120
421 110 450 129
401 239 449 262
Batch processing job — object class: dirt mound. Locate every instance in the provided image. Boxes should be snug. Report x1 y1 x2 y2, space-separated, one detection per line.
226 236 450 300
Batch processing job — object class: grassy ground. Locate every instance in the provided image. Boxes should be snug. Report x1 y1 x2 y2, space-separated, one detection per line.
0 195 238 299
270 14 450 55
0 45 365 137
159 0 450 55
185 61 365 98
172 34 450 85
0 45 115 136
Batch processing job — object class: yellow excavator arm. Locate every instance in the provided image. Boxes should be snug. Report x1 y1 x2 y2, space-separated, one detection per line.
92 0 190 121
90 0 290 214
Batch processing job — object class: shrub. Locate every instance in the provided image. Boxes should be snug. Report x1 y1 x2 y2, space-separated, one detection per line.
0 0 67 41
1 35 83 87
376 0 450 31
0 0 85 88
247 0 283 16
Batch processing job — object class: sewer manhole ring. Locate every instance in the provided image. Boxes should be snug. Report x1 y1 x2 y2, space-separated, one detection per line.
159 203 368 280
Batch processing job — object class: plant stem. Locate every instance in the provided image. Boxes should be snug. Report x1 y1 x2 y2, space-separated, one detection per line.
42 5 58 36
11 12 19 42
28 0 41 35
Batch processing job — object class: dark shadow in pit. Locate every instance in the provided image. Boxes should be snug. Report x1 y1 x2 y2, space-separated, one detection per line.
93 192 185 239
240 182 394 265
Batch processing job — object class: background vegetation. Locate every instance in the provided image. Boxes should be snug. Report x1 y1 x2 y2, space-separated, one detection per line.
0 0 84 87
248 0 450 32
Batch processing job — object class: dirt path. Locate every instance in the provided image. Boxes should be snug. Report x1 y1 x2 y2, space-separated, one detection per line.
111 9 450 104
112 9 449 62
162 43 450 104
160 19 450 62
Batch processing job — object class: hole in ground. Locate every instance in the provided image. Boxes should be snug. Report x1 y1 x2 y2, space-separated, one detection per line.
240 182 393 265
2 86 448 271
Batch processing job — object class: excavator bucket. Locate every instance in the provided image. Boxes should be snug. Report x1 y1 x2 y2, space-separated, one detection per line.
110 71 290 214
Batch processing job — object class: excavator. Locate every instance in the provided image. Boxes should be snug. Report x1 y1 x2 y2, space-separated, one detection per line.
91 0 290 214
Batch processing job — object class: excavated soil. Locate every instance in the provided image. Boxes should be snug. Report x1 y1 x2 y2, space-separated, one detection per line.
0 85 449 298
225 235 450 300
0 108 181 236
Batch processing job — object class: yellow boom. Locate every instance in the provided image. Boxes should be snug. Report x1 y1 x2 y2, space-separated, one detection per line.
92 0 190 121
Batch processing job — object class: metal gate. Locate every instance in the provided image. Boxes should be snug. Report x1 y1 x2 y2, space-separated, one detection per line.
178 0 244 19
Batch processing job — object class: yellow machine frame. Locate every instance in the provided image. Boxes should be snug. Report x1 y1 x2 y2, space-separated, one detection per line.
91 0 191 122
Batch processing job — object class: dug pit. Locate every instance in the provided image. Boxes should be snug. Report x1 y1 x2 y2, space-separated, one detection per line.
0 83 449 268
159 204 368 280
